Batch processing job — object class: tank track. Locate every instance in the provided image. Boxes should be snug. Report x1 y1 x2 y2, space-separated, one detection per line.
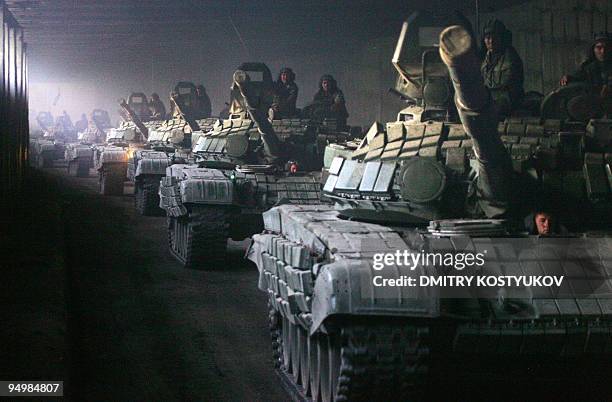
99 170 124 195
99 163 126 195
36 152 53 168
68 159 90 177
134 176 163 216
271 314 429 402
167 205 229 269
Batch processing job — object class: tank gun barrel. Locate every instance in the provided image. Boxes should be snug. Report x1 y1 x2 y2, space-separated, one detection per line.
119 98 148 140
169 93 201 133
439 25 489 111
439 25 513 217
233 70 284 161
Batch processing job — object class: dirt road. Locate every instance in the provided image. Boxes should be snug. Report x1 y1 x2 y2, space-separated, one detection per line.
47 165 289 401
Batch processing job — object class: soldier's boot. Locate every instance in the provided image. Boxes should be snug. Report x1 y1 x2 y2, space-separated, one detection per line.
439 25 513 217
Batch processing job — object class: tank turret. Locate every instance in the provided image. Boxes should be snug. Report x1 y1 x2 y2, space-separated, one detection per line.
119 97 150 140
390 12 463 123
159 62 351 269
127 82 218 216
125 92 151 122
322 14 513 223
233 69 283 162
91 109 111 130
247 16 612 402
169 92 201 134
63 108 112 177
36 111 54 133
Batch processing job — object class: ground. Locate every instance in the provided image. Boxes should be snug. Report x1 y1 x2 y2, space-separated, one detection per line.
4 164 611 402
0 165 289 402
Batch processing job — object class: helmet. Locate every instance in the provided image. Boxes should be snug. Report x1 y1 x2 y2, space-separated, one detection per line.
278 67 295 82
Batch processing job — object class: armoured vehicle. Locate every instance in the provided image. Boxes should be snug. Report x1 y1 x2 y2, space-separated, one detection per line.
95 93 163 195
247 17 612 401
159 63 352 269
29 111 69 168
34 111 54 136
30 138 61 168
64 109 112 177
127 82 217 215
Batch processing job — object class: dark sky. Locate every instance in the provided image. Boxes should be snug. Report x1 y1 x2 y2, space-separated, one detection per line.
20 0 526 125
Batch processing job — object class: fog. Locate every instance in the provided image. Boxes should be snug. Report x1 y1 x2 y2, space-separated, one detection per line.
25 0 519 127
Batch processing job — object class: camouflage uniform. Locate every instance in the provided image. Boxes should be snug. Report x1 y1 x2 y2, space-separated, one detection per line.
566 34 611 103
308 74 349 127
272 67 299 118
480 20 524 118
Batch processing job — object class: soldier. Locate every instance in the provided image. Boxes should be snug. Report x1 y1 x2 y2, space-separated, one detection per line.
524 210 568 235
271 67 299 119
480 19 524 119
307 74 349 127
440 24 514 218
194 84 212 119
560 33 611 99
74 113 88 133
148 93 167 120
56 110 73 132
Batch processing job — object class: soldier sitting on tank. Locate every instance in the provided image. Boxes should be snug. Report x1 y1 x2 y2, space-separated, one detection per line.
524 209 568 236
271 67 299 119
305 74 349 128
74 113 88 133
194 84 212 119
440 24 515 218
58 110 73 130
148 93 167 120
560 33 611 113
480 19 524 119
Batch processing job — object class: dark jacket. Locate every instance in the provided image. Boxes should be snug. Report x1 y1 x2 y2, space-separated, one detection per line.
273 70 299 118
567 41 611 94
194 88 212 119
74 116 88 132
149 99 166 119
312 75 349 120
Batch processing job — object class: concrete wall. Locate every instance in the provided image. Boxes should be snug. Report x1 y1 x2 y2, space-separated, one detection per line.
0 3 28 201
341 0 612 128
480 0 611 94
29 1 611 133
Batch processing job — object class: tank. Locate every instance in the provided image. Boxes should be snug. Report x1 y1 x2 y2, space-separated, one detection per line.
127 82 218 216
64 109 112 177
35 111 54 135
94 93 164 195
159 62 352 269
29 111 70 168
247 17 612 401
